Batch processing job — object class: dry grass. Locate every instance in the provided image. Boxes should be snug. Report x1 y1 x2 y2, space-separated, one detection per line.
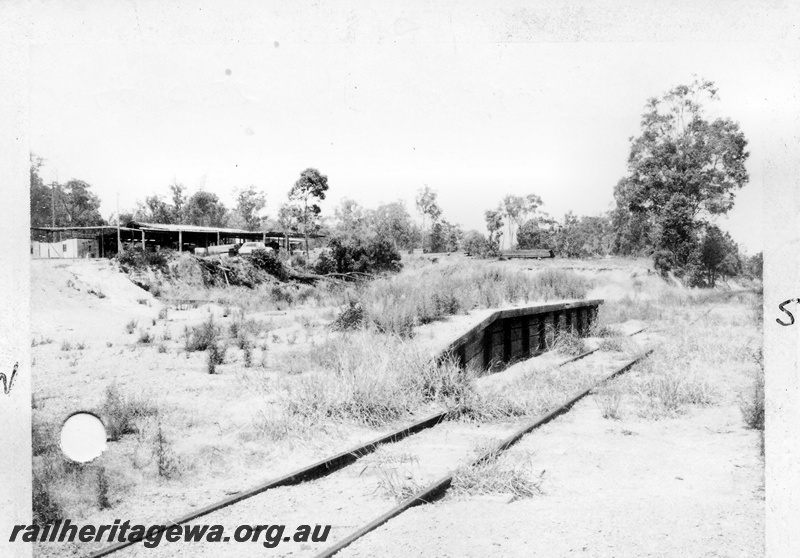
551 330 588 356
32 412 125 526
183 316 220 352
264 332 470 427
459 364 594 422
594 383 624 420
358 264 592 337
359 448 422 501
451 440 544 500
597 335 639 356
99 383 159 441
739 347 764 456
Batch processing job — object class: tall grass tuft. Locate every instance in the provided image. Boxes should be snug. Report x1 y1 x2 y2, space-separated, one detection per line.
359 449 422 501
355 264 592 337
100 383 159 441
183 316 220 352
451 442 543 500
595 383 624 419
622 352 716 419
207 342 226 374
153 422 181 479
273 333 471 427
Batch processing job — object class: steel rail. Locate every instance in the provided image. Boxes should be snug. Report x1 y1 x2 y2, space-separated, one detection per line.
313 348 655 558
88 324 643 557
86 411 449 558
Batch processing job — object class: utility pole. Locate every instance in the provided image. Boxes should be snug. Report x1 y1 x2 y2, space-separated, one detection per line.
52 170 59 241
116 192 122 253
50 182 56 228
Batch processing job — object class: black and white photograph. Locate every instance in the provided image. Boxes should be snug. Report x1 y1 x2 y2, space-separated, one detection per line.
2 2 798 557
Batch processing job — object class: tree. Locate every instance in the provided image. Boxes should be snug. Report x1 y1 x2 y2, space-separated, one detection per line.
517 214 558 250
554 212 584 258
698 225 740 287
333 198 370 243
415 185 442 252
134 195 174 223
169 181 187 223
617 78 749 276
501 194 543 250
462 230 489 257
577 214 615 257
652 194 699 277
484 209 504 255
234 185 267 231
58 180 104 226
743 252 763 281
30 153 53 228
288 168 329 260
277 203 302 251
184 191 228 227
427 220 463 253
370 201 419 250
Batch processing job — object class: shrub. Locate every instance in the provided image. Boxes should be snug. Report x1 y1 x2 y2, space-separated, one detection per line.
250 249 287 280
60 340 72 351
117 248 167 273
331 301 365 331
314 237 402 275
96 466 111 509
32 416 58 457
290 252 307 268
153 423 181 479
138 330 154 344
183 316 219 352
117 248 168 272
207 343 226 374
33 460 64 526
125 319 137 335
100 383 158 441
461 230 490 257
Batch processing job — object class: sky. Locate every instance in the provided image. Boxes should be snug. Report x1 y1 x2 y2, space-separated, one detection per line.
30 39 767 253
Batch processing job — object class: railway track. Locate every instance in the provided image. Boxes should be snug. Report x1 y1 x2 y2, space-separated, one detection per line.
88 328 651 558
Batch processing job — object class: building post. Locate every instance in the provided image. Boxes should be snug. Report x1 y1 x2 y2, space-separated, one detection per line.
178 230 182 252
142 230 146 252
217 231 220 245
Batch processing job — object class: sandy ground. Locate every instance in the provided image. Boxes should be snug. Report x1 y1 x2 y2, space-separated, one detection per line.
341 401 763 558
29 256 763 558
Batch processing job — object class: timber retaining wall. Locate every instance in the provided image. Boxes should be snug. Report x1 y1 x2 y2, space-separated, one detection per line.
439 299 604 372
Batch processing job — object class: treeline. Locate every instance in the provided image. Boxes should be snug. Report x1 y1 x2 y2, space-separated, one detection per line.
30 79 762 287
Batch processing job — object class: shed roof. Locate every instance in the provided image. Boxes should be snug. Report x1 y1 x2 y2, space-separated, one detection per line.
126 221 288 236
124 221 325 239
